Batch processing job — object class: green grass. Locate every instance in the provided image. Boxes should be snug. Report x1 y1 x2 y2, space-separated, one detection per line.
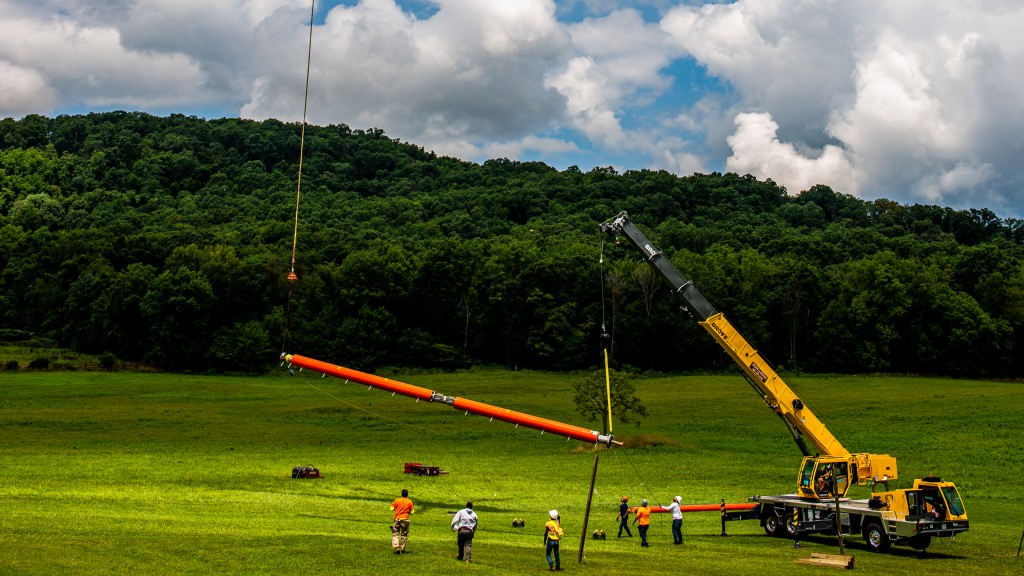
0 343 95 369
0 343 142 372
2 368 1023 575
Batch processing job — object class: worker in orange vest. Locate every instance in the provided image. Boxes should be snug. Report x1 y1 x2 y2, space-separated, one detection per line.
631 499 652 547
390 488 414 554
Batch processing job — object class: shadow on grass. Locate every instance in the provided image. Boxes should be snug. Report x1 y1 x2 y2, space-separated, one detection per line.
782 533 968 560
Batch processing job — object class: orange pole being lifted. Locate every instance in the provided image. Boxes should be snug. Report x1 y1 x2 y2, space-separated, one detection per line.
282 353 620 446
284 353 434 401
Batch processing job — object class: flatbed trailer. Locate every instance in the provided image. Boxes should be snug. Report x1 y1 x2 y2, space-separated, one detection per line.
746 491 969 552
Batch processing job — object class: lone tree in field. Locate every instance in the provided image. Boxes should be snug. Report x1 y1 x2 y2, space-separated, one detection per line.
572 369 648 434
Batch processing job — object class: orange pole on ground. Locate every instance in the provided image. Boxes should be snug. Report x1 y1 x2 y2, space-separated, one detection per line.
283 353 619 446
651 503 758 513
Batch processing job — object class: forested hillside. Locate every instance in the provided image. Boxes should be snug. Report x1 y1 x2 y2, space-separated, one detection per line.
1 112 1022 376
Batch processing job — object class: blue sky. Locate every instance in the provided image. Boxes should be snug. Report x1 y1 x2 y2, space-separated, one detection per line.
2 0 1023 218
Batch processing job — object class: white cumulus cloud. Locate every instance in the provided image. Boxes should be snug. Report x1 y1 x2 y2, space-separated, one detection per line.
662 0 1024 216
2 0 1023 217
726 112 859 194
0 60 59 116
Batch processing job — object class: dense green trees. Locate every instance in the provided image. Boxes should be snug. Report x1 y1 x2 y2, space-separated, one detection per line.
1 112 1022 376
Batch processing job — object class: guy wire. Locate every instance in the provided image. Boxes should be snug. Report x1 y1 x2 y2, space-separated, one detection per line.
301 379 433 434
608 442 663 509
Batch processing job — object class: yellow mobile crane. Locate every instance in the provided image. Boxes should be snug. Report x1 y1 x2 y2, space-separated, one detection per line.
600 211 968 552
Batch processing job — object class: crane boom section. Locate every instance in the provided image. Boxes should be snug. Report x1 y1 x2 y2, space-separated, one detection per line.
599 211 849 456
699 312 849 457
600 212 901 492
599 212 718 321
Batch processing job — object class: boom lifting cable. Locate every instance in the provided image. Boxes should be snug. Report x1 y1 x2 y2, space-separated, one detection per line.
579 239 621 563
599 239 613 434
281 0 317 354
598 236 666 509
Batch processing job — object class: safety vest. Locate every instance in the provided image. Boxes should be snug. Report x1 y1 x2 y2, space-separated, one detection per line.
545 520 563 541
391 497 414 520
635 506 652 526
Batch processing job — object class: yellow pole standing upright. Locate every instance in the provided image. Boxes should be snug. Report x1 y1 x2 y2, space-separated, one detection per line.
604 348 613 433
578 330 613 563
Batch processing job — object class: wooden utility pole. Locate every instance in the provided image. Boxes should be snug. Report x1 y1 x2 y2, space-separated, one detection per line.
834 475 845 555
578 454 600 563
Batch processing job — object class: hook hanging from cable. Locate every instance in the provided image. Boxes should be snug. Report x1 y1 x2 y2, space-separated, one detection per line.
288 0 316 283
281 0 316 354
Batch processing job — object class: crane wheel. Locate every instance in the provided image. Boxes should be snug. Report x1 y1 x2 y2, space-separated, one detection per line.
862 522 891 552
763 510 786 537
784 507 799 538
908 534 931 551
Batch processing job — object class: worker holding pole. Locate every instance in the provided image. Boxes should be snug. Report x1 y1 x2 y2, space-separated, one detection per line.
664 496 683 544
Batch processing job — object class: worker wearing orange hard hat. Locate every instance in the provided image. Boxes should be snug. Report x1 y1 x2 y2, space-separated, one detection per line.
616 496 633 538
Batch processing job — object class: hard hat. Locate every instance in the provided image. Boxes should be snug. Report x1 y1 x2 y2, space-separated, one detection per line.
674 495 682 503
549 510 559 519
641 499 648 506
621 496 629 501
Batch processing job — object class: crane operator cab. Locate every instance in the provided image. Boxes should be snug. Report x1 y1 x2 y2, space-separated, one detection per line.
913 478 966 522
798 457 850 499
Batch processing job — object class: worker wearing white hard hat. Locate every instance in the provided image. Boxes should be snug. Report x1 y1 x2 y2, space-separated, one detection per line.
543 509 563 570
664 495 684 544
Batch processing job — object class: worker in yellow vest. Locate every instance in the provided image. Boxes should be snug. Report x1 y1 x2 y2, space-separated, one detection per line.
543 509 563 571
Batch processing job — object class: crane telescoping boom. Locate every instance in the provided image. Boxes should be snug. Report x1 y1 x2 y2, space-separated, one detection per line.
599 211 898 499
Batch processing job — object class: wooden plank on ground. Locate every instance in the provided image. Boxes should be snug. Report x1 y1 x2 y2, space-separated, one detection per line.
794 552 855 569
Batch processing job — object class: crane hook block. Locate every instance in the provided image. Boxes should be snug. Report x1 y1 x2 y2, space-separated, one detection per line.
287 272 298 282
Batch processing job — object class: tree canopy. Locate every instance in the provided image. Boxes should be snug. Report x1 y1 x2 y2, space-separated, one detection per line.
1 112 1022 377
572 369 649 433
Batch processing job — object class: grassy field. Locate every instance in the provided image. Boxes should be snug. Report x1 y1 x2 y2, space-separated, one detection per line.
0 343 100 370
1 367 1023 575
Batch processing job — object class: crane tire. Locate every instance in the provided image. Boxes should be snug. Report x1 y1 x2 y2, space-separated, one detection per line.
862 522 891 552
909 534 931 551
763 511 785 537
